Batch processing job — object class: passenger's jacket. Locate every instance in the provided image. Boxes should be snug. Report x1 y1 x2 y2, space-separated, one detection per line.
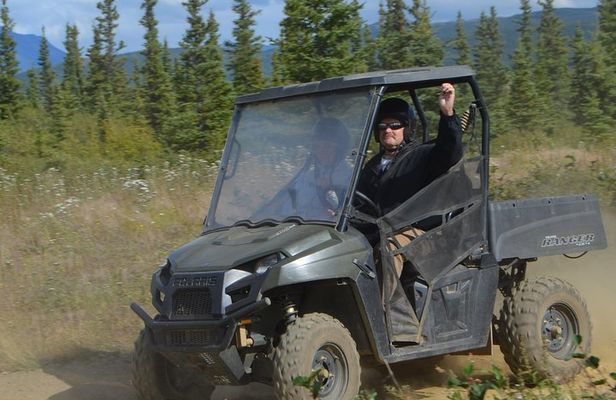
282 159 352 220
356 113 463 217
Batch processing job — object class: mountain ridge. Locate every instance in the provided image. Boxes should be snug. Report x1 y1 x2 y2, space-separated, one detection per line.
0 30 66 70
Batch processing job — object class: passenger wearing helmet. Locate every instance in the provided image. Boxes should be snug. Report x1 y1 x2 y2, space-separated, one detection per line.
283 117 352 220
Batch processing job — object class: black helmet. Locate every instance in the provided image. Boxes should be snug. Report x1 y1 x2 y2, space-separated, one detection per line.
374 97 416 143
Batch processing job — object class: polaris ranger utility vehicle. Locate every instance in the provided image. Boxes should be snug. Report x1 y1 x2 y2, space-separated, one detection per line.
131 66 607 400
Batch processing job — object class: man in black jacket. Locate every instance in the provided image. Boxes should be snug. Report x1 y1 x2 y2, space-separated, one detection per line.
355 84 462 343
357 83 462 218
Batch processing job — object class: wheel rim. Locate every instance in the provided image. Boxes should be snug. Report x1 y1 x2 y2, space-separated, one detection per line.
311 343 349 398
542 303 579 359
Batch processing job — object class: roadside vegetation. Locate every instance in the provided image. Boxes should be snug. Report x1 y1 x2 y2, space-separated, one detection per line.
444 353 616 400
490 125 616 206
0 149 216 370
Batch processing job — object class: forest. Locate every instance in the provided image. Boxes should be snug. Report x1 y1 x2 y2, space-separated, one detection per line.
0 0 615 375
0 0 614 172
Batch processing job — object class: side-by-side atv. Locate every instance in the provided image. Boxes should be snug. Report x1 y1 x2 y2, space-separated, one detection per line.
131 66 608 399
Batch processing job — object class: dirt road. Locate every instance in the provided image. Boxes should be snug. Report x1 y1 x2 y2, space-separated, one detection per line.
0 351 492 400
1 213 614 400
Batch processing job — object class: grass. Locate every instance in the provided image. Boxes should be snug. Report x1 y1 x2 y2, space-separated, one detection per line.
0 155 216 370
489 125 616 205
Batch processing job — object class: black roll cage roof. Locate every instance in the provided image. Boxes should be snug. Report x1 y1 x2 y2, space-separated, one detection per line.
235 65 477 105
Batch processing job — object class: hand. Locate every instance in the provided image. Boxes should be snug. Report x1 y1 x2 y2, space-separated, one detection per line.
325 189 339 209
438 83 455 116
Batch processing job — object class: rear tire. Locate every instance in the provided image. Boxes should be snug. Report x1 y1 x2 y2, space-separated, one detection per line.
132 329 215 400
498 276 592 383
272 313 361 400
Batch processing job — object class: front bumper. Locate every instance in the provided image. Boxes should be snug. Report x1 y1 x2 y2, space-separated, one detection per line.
131 297 271 352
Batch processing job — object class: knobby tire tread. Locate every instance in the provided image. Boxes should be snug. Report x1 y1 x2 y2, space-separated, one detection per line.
498 276 591 383
272 313 361 400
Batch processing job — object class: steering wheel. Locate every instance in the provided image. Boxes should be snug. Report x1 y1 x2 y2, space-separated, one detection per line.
353 191 379 215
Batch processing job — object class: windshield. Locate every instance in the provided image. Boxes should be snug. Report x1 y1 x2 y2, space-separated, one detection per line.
207 89 374 230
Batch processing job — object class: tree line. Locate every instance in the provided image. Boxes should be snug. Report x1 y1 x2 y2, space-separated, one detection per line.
0 0 614 164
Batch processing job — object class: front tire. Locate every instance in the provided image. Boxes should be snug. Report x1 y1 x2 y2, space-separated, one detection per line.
499 276 592 383
272 313 361 400
132 329 215 400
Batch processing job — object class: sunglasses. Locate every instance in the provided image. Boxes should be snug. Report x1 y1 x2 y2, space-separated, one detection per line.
377 122 405 131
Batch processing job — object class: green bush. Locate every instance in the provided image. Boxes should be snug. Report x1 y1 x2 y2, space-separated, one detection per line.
447 337 616 400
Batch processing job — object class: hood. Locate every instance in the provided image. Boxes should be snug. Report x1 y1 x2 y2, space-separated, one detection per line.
169 223 338 273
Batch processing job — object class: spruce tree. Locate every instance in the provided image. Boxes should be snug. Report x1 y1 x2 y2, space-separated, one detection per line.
473 8 509 134
598 0 616 68
26 69 40 109
170 0 232 153
171 56 181 91
161 39 173 78
61 24 84 110
98 0 128 102
570 26 616 137
452 11 471 66
273 0 365 83
377 0 413 70
140 0 175 138
568 32 590 123
176 0 208 106
49 88 69 144
0 0 21 119
350 19 371 73
39 28 67 145
38 26 56 114
596 0 616 122
201 11 233 152
86 0 128 115
171 0 209 150
535 0 569 130
86 25 111 143
508 0 539 130
85 25 105 110
360 23 378 72
129 61 145 108
225 0 265 95
409 0 442 67
451 11 472 106
270 50 287 86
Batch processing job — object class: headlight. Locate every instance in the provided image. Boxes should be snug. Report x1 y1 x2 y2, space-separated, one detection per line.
254 253 285 273
224 253 285 308
235 252 286 274
158 259 172 285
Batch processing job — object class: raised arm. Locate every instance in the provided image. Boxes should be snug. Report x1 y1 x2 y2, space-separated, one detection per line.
428 83 463 180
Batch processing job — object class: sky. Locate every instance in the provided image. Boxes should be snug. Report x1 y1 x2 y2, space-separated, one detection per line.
8 0 599 53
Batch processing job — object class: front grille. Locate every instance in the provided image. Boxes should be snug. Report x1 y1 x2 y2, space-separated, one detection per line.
172 288 212 318
166 329 219 346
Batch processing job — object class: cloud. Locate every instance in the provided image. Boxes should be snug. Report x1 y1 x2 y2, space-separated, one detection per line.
554 0 596 6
